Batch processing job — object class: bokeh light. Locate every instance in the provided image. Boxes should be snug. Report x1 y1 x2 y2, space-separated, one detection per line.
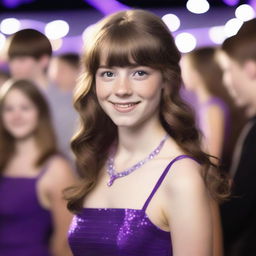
162 14 181 32
0 18 21 35
224 18 243 37
235 4 255 21
175 32 197 53
45 20 69 40
186 0 210 14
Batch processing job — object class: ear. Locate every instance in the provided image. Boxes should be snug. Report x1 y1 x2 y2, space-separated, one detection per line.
39 55 50 69
243 60 256 80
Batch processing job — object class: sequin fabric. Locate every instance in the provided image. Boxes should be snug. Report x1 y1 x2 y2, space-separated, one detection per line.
68 155 196 256
69 208 171 256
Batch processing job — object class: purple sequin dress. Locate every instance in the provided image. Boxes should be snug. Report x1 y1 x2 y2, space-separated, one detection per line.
68 155 195 256
0 165 52 256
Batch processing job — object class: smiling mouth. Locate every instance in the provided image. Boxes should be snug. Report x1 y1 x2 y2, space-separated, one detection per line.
110 101 140 112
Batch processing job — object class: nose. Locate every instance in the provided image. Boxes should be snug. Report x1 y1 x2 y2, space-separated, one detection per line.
11 108 22 119
113 76 132 97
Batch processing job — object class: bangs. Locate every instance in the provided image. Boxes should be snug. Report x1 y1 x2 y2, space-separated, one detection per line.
94 26 167 69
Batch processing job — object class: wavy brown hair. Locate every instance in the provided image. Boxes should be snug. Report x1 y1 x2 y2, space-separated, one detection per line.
0 79 58 174
66 9 229 213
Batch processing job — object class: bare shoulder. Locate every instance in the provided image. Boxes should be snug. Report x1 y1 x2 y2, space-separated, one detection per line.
205 104 225 122
206 103 225 114
47 155 73 173
163 157 206 195
161 157 212 255
37 155 76 208
43 155 76 187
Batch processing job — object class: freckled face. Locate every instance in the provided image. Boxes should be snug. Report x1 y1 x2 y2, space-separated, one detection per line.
2 89 39 139
95 65 164 128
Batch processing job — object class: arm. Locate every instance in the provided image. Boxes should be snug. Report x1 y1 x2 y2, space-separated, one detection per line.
203 105 225 161
45 157 76 256
164 159 213 256
210 200 223 256
203 106 225 256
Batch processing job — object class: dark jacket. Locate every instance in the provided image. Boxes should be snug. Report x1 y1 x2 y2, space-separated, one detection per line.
221 116 256 256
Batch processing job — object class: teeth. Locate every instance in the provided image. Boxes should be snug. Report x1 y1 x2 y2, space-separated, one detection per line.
114 103 136 108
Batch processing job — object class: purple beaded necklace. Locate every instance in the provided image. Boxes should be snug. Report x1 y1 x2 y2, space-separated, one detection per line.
106 134 169 186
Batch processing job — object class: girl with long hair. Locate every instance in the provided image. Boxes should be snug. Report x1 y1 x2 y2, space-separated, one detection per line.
181 47 244 169
0 79 74 256
66 9 229 256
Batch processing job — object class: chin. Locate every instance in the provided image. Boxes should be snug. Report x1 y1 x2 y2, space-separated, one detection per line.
110 118 137 128
113 121 135 127
8 130 35 140
112 118 147 129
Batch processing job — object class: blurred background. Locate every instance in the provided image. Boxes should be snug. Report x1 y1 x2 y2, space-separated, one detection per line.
0 0 255 56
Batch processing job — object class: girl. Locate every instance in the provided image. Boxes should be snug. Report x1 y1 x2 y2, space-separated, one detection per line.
67 10 229 256
0 79 74 256
181 47 243 169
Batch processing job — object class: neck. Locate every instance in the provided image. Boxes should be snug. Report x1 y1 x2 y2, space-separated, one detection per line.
107 119 168 186
195 85 212 104
116 119 166 156
245 105 256 118
245 81 256 118
15 136 38 156
32 73 50 91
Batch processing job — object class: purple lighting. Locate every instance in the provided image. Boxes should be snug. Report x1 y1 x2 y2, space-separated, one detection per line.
222 0 240 6
3 0 34 8
84 0 130 15
249 0 256 10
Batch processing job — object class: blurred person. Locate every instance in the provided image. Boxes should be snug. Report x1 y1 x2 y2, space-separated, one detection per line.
7 29 52 91
48 53 81 92
217 18 256 256
0 79 75 256
66 9 229 256
181 46 238 256
181 47 243 169
7 29 77 161
47 53 80 162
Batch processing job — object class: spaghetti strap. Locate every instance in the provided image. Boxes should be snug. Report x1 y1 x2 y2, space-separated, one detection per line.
36 162 50 180
36 155 58 180
142 155 198 211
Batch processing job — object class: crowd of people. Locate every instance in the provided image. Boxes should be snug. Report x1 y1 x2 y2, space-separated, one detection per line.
0 8 255 256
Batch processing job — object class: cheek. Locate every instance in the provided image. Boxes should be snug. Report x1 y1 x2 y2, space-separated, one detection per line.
31 111 39 122
137 84 162 99
231 72 243 93
9 63 19 75
12 66 31 78
2 113 10 126
222 72 230 86
24 110 38 124
95 82 111 100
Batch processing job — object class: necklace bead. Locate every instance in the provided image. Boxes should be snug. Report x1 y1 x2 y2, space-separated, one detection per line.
107 134 168 186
